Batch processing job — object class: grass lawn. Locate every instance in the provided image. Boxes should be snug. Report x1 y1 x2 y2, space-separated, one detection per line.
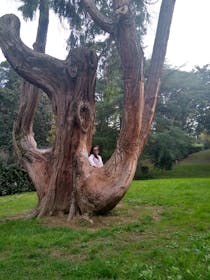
0 178 210 279
153 163 210 178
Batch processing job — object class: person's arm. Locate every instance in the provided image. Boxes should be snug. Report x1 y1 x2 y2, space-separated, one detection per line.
99 155 103 167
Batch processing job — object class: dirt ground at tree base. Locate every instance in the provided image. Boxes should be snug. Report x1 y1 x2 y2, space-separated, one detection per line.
0 201 164 230
41 203 164 230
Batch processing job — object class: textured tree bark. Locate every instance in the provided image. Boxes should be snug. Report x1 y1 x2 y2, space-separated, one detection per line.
0 0 176 219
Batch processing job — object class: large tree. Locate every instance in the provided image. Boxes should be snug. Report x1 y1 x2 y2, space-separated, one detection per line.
0 0 176 219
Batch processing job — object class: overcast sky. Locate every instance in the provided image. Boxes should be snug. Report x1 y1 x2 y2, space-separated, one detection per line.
1 0 210 71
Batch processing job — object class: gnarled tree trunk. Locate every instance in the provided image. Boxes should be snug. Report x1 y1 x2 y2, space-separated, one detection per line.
0 0 176 220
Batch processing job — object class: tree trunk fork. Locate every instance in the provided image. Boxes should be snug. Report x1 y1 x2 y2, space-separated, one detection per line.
0 0 176 219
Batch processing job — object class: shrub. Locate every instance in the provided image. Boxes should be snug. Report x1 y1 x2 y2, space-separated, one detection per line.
189 144 204 154
134 162 154 180
0 162 34 196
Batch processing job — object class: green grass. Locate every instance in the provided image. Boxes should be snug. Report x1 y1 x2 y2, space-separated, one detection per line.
181 149 210 164
0 178 210 279
153 163 210 178
0 192 37 219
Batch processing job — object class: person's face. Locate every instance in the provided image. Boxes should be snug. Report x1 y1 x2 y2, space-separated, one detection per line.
93 147 99 156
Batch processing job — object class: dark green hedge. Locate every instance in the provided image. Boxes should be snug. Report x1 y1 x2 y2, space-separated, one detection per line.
0 162 34 196
134 162 154 180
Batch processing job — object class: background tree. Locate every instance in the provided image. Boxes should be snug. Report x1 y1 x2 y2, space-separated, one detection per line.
0 0 176 219
0 62 52 156
194 65 210 138
141 65 210 171
0 0 52 196
0 61 20 156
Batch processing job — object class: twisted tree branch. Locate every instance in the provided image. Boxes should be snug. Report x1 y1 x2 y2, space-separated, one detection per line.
83 0 114 33
0 14 65 96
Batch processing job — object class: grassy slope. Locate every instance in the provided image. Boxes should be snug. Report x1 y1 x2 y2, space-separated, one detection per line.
154 149 210 178
0 178 210 279
181 149 210 164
